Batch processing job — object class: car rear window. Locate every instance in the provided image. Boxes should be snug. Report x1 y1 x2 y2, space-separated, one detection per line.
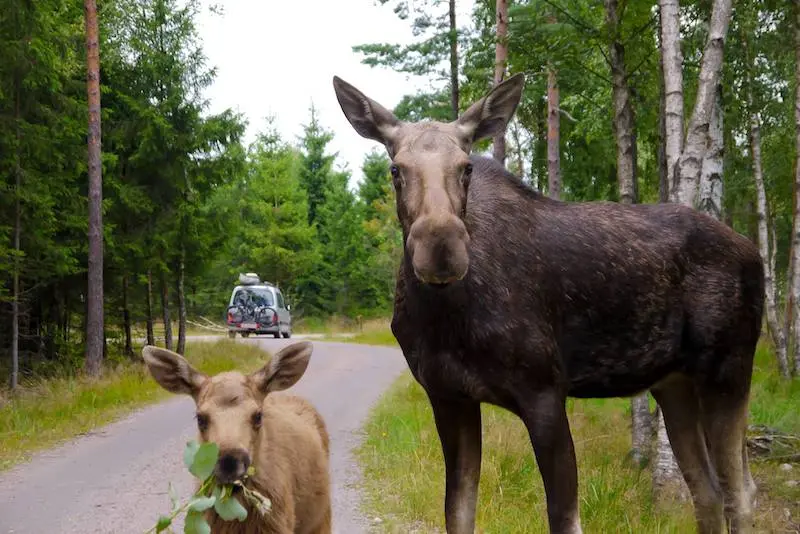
233 287 274 307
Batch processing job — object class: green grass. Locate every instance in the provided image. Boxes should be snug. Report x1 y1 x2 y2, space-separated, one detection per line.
358 340 800 533
0 340 274 472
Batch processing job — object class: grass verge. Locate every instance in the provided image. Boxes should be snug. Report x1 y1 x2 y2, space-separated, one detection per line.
0 339 273 472
358 341 800 533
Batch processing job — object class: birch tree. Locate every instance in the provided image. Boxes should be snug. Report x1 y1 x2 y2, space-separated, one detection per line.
751 109 789 377
655 0 733 495
670 0 732 207
697 87 723 219
661 0 683 194
493 0 509 163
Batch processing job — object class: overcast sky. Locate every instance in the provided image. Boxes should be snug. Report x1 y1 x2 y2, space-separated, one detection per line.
194 0 475 189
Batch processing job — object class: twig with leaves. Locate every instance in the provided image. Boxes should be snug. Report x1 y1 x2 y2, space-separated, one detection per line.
146 440 272 534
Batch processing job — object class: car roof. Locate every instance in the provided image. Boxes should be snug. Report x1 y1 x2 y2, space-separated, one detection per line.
233 284 275 291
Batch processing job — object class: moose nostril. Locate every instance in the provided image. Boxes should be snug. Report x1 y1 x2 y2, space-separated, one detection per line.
219 454 238 474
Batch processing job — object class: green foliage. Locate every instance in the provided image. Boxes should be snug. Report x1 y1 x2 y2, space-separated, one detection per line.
298 106 336 228
147 439 268 534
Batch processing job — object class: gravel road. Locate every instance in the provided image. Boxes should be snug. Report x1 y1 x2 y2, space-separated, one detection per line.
0 339 406 534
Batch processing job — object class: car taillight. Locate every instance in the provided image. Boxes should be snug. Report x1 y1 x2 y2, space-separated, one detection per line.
272 313 278 325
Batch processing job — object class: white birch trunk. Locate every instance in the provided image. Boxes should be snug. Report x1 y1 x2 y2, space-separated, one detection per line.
751 112 790 377
655 0 687 496
672 0 732 207
653 409 687 499
660 0 683 198
698 86 723 219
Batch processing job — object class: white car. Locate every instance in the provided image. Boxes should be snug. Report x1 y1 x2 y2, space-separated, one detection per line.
226 273 292 339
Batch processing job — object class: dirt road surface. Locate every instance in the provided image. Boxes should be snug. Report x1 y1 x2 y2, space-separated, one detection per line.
0 339 406 534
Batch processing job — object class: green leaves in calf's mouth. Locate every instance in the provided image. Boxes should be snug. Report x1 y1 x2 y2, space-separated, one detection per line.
147 440 271 534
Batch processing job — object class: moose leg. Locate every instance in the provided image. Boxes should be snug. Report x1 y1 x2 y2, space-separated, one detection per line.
518 388 582 534
698 390 754 534
651 376 723 534
428 393 482 534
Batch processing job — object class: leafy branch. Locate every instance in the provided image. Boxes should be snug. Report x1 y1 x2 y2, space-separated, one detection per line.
146 440 272 534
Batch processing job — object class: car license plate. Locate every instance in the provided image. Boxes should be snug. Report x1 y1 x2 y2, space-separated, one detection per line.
241 323 257 329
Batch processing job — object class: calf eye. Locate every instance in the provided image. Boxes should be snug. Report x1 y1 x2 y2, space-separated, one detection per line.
462 163 473 186
390 164 402 189
196 413 209 432
251 411 263 428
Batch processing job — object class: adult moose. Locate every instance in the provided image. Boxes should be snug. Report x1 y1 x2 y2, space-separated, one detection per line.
332 73 764 534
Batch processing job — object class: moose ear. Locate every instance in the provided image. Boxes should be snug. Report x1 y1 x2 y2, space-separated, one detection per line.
142 345 207 398
250 341 313 395
455 73 525 146
333 75 402 150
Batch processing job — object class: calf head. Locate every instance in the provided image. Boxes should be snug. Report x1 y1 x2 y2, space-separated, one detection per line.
333 73 525 286
142 341 313 484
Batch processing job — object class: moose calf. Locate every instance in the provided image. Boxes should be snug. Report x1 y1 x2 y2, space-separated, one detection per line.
143 341 331 534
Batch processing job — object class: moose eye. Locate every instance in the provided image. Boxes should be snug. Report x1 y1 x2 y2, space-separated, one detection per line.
390 164 400 181
251 411 263 428
196 413 209 432
464 163 473 176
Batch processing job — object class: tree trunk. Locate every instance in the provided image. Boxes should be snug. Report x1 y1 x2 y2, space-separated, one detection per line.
751 112 789 377
535 97 547 191
672 0 733 207
655 0 685 497
660 0 683 200
547 68 561 200
790 0 800 376
122 273 134 359
84 0 104 377
492 0 509 163
511 121 525 181
176 250 187 355
655 0 734 497
146 268 155 346
653 409 686 498
10 75 22 391
448 0 459 120
160 272 173 351
606 0 637 205
698 85 724 219
657 25 669 204
606 0 649 464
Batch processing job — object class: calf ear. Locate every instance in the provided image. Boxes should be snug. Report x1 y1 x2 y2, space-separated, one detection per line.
141 345 207 398
333 76 401 151
251 341 313 394
455 73 525 146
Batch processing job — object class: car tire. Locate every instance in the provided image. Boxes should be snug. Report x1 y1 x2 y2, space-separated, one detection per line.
227 331 236 339
282 330 291 339
241 332 250 338
273 331 281 339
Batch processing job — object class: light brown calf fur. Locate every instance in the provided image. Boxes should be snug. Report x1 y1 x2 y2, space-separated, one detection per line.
142 341 331 534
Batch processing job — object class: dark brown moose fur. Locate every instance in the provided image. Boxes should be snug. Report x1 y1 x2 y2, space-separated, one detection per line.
333 73 765 534
142 342 331 534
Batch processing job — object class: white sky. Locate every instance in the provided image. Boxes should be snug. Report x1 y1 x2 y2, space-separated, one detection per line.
194 0 474 189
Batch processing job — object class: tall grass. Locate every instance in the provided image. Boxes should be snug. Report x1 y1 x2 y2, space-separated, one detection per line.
357 341 800 533
0 340 273 472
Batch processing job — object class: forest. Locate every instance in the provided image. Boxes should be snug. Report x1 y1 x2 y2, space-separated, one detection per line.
1 0 799 396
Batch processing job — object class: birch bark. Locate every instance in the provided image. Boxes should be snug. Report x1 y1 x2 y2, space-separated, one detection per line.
751 111 789 377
